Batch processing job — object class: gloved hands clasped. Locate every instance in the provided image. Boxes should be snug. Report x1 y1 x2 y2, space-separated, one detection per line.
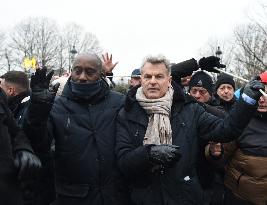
148 144 181 166
242 79 265 105
14 150 42 180
198 56 226 73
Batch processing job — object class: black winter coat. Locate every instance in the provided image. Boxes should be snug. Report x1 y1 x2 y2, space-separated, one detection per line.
214 93 236 113
8 91 56 205
25 80 130 205
0 89 33 205
116 83 257 205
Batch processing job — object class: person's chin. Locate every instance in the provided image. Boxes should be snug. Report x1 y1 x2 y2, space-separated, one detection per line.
222 97 231 101
147 92 160 99
257 108 267 112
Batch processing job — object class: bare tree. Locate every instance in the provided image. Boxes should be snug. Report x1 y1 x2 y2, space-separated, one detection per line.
233 23 267 79
0 32 6 72
199 2 267 82
9 17 60 71
198 37 236 70
62 23 103 72
1 18 103 75
0 32 13 73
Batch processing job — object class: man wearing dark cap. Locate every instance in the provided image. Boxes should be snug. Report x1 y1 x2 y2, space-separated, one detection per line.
129 68 141 88
215 73 236 112
188 71 215 104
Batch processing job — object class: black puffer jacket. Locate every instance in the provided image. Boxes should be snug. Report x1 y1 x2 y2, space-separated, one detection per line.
25 79 129 205
116 83 257 205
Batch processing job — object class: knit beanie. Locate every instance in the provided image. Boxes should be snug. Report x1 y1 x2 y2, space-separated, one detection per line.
189 71 214 95
215 73 235 91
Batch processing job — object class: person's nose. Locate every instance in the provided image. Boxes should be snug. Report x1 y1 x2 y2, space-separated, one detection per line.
258 95 265 103
78 71 87 82
195 91 201 99
149 76 156 84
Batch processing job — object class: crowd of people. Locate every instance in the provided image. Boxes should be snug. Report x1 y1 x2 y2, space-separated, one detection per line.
0 52 266 205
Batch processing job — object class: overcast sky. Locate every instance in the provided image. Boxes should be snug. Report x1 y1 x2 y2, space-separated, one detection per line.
0 0 261 76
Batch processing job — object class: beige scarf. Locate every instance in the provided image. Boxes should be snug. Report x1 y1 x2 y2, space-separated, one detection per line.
136 86 174 145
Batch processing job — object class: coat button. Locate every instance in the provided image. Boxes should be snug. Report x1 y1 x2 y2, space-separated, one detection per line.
181 122 186 127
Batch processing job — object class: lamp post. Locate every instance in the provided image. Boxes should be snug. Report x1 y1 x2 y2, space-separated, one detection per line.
215 46 222 58
69 45 77 73
215 46 224 70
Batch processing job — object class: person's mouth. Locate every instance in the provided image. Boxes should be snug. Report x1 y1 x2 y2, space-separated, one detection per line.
148 88 159 91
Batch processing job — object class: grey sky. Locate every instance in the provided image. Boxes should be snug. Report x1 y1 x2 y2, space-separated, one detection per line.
0 0 258 76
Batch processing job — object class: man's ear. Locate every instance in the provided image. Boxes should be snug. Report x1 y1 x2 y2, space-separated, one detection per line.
8 86 16 96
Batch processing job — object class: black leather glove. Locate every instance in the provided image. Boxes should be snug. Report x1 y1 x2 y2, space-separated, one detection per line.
198 56 226 73
149 144 181 165
30 67 59 104
242 79 265 104
14 150 42 180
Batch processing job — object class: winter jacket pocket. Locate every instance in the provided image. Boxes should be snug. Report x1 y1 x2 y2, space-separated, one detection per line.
180 176 204 205
56 182 91 198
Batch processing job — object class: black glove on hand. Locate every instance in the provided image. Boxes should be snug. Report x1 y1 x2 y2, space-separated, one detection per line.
14 151 42 180
242 79 265 103
198 56 226 73
30 67 59 104
149 144 181 165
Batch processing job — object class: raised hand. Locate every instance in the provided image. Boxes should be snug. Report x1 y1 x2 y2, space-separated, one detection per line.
102 53 118 74
30 67 59 104
242 79 265 104
198 56 226 73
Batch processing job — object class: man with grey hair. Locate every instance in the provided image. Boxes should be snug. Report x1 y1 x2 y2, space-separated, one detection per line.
24 53 130 205
116 55 265 205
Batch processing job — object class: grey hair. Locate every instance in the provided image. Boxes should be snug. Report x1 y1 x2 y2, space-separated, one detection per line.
140 54 171 74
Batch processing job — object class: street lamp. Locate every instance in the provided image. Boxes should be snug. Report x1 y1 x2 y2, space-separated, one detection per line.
215 46 222 59
215 46 225 71
69 45 78 73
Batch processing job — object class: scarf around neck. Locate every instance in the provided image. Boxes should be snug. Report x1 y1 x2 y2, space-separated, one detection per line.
68 79 109 103
136 86 174 145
